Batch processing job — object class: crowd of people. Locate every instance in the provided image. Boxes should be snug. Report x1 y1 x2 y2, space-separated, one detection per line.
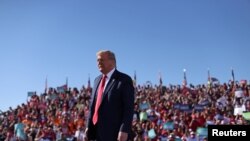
0 80 249 141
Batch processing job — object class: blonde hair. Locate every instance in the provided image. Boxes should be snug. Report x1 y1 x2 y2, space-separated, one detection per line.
97 50 116 66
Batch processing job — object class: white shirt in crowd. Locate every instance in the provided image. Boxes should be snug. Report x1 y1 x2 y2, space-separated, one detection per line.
75 130 86 141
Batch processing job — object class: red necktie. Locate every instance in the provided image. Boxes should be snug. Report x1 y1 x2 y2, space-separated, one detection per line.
92 75 107 125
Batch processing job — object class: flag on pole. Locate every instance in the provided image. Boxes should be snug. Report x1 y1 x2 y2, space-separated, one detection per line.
207 69 211 84
66 77 68 90
133 70 137 87
182 69 189 95
63 77 69 92
231 68 235 82
182 69 187 87
207 68 213 88
87 74 91 89
44 76 48 94
159 71 163 86
86 74 92 93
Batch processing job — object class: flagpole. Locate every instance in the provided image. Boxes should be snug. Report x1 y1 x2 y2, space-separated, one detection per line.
183 69 187 87
88 73 91 89
133 70 137 87
159 71 163 86
45 75 48 94
207 68 211 84
66 77 68 91
231 67 235 82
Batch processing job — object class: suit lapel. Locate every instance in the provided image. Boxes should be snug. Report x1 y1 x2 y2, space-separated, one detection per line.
101 70 118 103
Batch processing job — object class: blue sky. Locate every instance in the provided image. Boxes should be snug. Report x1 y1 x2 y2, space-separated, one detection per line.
0 0 250 111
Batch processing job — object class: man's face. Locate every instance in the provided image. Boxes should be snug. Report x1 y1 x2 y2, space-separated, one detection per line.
97 53 114 74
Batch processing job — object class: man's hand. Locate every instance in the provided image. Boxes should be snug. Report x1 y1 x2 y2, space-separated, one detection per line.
117 131 128 141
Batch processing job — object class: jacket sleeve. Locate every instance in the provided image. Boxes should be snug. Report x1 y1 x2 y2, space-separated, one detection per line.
119 76 135 133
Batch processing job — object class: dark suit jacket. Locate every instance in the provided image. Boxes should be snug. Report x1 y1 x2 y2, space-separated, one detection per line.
87 69 135 141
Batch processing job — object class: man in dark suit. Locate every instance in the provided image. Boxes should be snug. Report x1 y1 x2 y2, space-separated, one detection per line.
85 50 135 141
